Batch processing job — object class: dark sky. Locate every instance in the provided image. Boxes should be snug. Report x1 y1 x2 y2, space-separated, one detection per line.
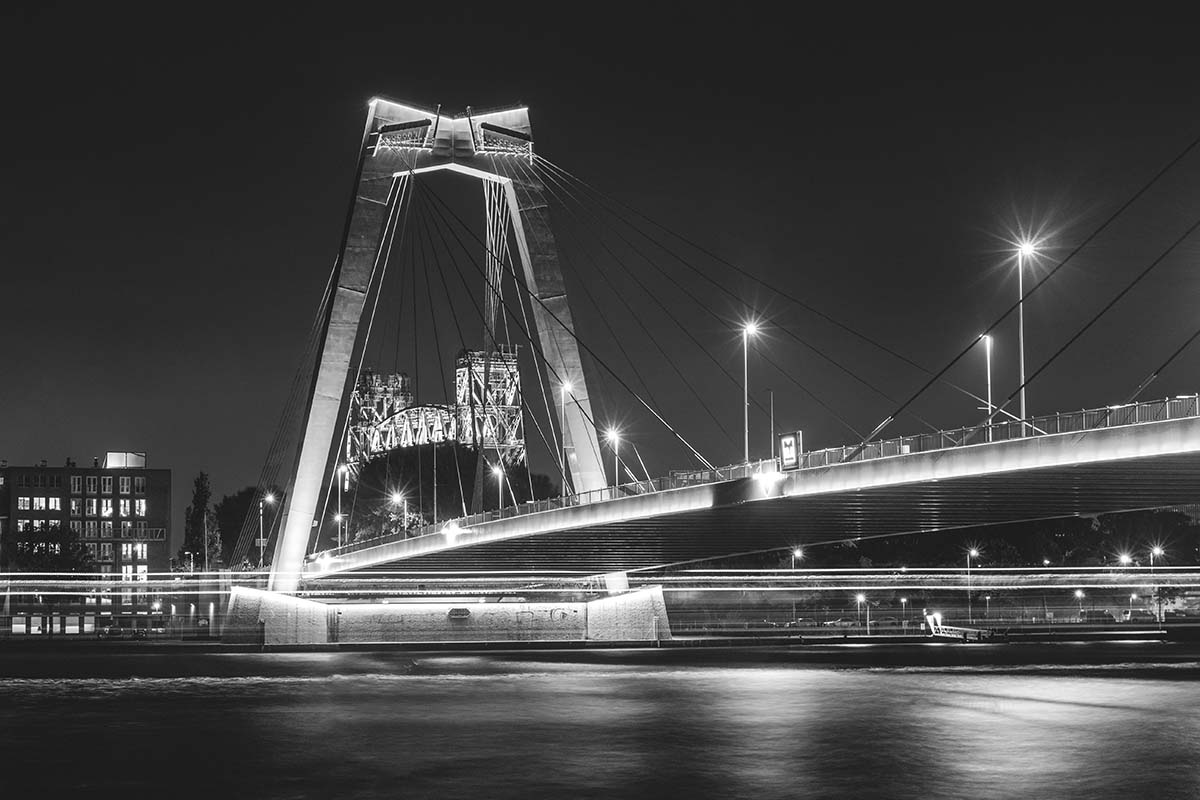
5 6 1200 537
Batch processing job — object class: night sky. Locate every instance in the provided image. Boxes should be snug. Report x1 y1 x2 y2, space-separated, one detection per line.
5 6 1200 539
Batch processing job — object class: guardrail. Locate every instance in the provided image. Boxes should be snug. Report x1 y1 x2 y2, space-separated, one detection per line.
310 395 1199 564
793 394 1199 468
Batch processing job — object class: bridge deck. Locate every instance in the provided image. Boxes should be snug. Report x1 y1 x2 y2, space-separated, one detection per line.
303 403 1200 580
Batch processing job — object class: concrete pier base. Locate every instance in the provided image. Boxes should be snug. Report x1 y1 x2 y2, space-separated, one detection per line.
224 585 672 646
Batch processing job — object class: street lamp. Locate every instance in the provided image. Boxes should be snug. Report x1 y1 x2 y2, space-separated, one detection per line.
1075 589 1085 615
560 381 573 496
258 492 275 568
1118 553 1132 567
337 464 348 545
1129 592 1138 611
980 334 994 441
1150 545 1164 572
966 548 979 623
1016 240 1038 436
391 491 408 533
742 322 760 463
791 548 803 570
606 428 621 490
985 595 992 619
900 597 908 627
855 593 865 629
491 464 504 510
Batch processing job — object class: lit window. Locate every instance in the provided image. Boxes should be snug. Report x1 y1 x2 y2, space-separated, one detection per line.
86 498 97 517
71 475 82 494
136 564 148 580
70 498 82 517
99 543 113 561
101 499 113 518
120 521 132 536
32 519 45 531
101 521 113 537
32 497 46 511
121 565 133 580
69 520 82 534
134 476 146 494
16 519 31 532
135 543 148 560
119 476 131 495
17 496 30 511
121 543 133 559
119 499 130 517
135 499 147 517
86 476 97 494
86 543 98 561
48 497 61 512
84 521 98 539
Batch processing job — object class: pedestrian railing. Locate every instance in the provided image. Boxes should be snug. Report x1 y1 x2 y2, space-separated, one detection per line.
310 395 1199 564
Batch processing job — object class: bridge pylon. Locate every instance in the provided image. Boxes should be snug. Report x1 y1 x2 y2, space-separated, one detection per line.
270 98 605 592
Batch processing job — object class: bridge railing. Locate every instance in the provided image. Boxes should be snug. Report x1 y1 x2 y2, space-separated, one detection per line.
794 394 1200 469
316 459 781 561
311 396 1199 564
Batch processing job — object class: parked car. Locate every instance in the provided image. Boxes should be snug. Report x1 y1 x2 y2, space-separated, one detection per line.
1079 609 1116 624
98 625 125 639
873 616 900 626
823 618 859 627
1122 609 1156 623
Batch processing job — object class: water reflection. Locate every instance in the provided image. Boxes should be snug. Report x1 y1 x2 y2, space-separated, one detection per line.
1 651 1198 799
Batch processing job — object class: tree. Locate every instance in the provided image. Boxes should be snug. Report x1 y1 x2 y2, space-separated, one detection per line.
178 472 221 570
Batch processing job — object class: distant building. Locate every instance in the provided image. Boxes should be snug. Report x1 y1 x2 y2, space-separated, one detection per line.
0 452 171 632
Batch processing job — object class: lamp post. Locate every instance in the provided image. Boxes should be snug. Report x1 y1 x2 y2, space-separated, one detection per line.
560 381 573 496
258 493 275 568
337 464 348 546
791 548 803 570
1074 589 1085 619
492 465 504 511
856 593 864 629
900 597 908 628
981 334 994 441
391 491 407 534
985 595 991 619
1150 545 1164 572
966 548 979 623
1118 553 1132 567
606 428 621 491
1129 593 1138 612
1017 241 1037 436
742 322 759 463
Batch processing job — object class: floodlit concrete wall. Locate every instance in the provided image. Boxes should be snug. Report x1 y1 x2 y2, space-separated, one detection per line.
224 586 671 645
224 586 329 645
586 586 672 641
334 601 586 643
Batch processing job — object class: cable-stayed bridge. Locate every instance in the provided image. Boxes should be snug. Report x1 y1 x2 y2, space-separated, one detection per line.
228 98 1200 600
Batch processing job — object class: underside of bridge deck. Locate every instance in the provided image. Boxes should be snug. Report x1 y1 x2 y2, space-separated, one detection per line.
317 450 1200 577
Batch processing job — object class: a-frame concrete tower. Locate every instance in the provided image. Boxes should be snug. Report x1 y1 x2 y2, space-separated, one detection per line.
269 99 605 592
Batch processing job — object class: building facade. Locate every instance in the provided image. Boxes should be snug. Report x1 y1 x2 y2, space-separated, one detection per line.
0 452 171 633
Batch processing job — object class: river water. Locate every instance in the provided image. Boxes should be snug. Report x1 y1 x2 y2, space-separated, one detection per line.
2 644 1198 799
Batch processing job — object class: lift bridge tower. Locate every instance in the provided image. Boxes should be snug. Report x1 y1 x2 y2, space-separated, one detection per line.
270 99 606 592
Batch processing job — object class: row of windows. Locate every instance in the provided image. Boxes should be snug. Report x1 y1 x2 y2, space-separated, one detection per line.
15 519 151 538
75 543 149 562
12 474 63 490
16 497 149 518
69 475 146 495
12 474 147 494
16 496 62 511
